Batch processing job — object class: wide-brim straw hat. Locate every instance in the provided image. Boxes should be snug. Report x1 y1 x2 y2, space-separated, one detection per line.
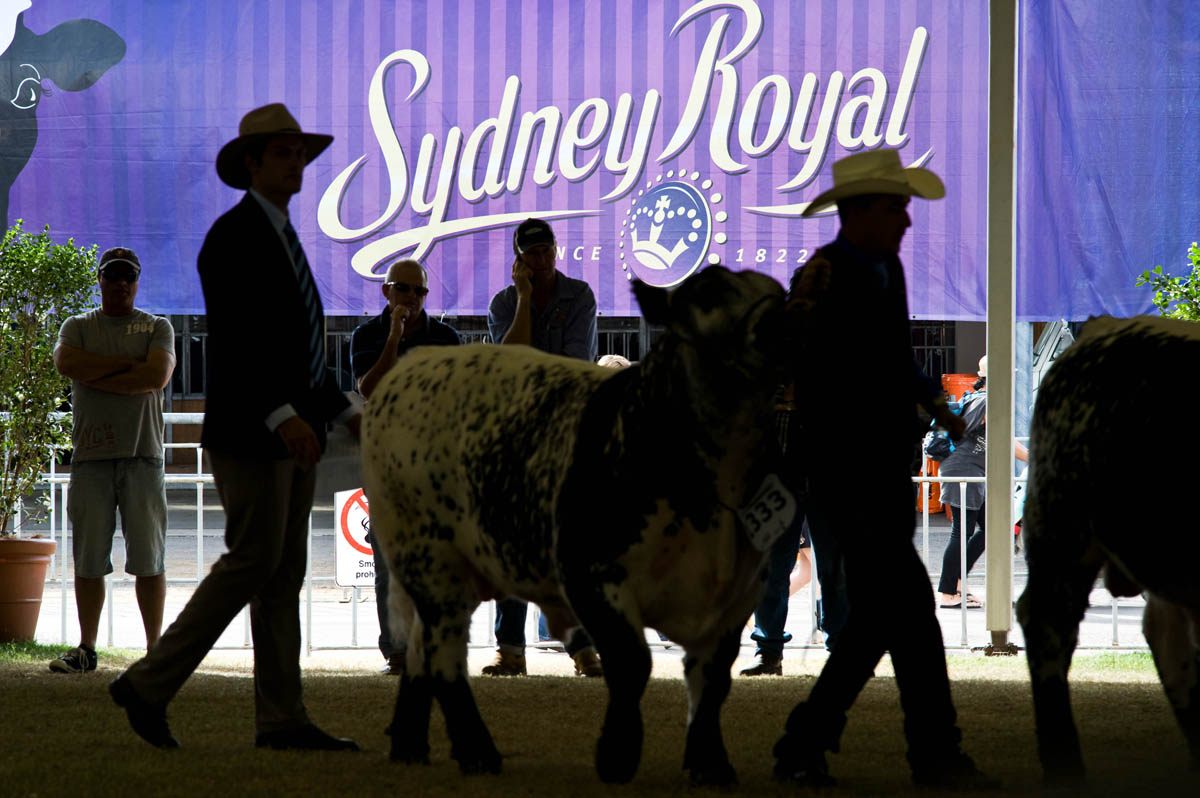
801 149 945 217
215 103 333 189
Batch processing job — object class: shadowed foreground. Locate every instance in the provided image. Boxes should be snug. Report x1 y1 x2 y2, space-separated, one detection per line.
0 649 1192 797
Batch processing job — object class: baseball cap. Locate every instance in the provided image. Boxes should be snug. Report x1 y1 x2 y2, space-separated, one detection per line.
513 218 555 254
98 247 141 278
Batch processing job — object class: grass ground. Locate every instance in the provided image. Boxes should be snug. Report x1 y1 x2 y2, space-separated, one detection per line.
0 642 1192 797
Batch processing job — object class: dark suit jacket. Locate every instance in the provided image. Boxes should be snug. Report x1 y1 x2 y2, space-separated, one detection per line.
197 193 349 458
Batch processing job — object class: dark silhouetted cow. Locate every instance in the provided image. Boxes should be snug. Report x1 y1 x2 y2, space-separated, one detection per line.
1017 314 1200 783
0 5 125 224
362 266 790 784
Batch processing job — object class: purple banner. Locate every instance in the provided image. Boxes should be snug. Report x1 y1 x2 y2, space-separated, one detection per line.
1016 0 1200 321
9 1 988 318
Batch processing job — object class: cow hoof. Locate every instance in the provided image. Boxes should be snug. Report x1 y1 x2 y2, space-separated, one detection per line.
596 733 641 784
687 761 738 787
389 737 430 765
772 748 836 789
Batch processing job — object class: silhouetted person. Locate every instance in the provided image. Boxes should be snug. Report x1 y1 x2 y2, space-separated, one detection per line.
772 149 995 790
484 217 601 678
350 257 459 674
51 247 174 673
110 104 362 752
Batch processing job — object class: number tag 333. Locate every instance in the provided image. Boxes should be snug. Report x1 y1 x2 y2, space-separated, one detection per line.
737 473 797 552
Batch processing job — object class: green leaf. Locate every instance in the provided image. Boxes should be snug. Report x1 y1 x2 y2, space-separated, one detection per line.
1 221 98 535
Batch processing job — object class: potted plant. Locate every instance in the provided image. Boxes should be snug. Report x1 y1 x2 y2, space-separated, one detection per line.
0 220 97 642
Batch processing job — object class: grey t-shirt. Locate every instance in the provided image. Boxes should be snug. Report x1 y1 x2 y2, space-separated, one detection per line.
57 309 175 462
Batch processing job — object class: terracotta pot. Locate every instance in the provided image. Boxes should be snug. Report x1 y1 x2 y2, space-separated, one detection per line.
0 537 57 643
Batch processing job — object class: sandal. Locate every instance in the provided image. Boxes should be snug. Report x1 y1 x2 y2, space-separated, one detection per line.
939 594 983 610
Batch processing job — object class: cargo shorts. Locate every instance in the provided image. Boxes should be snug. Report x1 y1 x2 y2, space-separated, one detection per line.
68 457 167 578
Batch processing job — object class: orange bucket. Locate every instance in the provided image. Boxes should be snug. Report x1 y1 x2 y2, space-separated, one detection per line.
941 373 978 403
917 458 944 513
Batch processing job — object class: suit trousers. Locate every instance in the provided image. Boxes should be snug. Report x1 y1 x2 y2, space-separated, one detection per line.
124 452 316 733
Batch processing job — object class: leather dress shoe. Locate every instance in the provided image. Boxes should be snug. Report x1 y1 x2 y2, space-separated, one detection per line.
109 674 179 749
255 723 360 751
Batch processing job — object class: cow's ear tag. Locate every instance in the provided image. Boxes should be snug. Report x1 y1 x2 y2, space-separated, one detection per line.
738 473 797 552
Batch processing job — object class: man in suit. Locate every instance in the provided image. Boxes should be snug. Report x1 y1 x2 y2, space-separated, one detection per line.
110 103 362 752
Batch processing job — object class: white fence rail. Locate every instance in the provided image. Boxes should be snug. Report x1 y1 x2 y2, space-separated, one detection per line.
19 415 1146 653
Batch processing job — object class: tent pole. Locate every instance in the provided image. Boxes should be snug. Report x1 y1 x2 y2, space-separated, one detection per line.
984 0 1019 654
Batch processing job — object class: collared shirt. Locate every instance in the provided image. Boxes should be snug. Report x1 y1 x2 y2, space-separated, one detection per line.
486 270 598 361
247 188 359 430
350 307 461 391
248 187 294 267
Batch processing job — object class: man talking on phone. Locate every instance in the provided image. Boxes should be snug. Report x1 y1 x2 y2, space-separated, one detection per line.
488 218 597 359
483 217 600 678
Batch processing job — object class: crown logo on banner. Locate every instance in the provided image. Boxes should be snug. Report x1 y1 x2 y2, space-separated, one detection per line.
631 195 691 270
621 173 719 288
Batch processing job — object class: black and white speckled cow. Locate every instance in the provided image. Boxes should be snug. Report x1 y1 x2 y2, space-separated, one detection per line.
1016 314 1200 783
361 266 789 784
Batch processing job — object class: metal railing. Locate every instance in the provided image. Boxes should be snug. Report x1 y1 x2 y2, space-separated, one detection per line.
20 417 1145 653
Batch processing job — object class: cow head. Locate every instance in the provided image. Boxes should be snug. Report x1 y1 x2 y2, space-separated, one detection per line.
0 6 125 224
634 266 788 388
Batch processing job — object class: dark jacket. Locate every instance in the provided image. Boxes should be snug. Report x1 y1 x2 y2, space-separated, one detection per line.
349 307 461 385
197 194 349 458
793 234 939 472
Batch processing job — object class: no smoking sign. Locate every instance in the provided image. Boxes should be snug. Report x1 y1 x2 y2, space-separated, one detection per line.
334 488 375 587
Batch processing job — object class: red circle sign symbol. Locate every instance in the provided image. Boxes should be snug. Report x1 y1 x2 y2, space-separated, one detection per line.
339 489 373 556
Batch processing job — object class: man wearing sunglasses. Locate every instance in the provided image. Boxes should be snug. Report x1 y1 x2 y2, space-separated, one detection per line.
351 258 460 401
51 247 176 675
349 258 460 675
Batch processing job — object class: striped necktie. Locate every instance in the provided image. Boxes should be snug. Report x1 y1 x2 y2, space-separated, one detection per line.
282 219 326 387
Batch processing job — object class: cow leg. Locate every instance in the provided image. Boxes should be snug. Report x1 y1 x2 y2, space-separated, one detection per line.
391 536 501 776
390 673 434 763
419 599 502 775
680 623 743 786
433 672 502 774
1144 597 1200 769
388 609 433 764
1016 536 1102 785
565 581 650 784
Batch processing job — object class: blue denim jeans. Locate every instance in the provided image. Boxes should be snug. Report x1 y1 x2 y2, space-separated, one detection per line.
366 529 403 659
497 598 594 655
750 516 806 659
494 598 528 652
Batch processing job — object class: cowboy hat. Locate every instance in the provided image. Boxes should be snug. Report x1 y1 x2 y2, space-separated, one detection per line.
800 149 944 217
215 103 333 189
